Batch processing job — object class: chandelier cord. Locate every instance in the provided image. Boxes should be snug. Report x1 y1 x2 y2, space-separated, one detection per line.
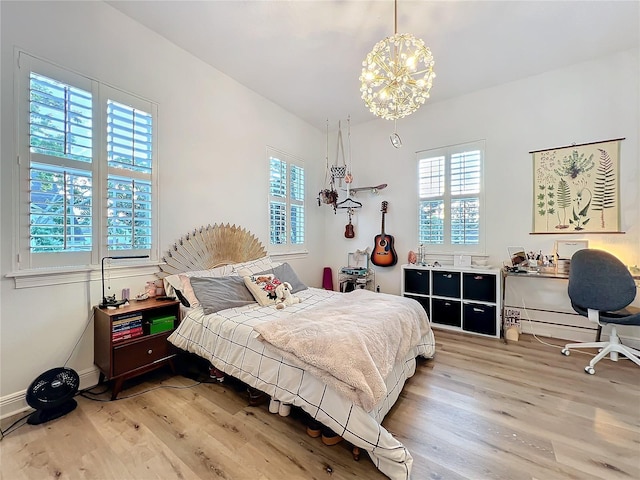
394 0 397 35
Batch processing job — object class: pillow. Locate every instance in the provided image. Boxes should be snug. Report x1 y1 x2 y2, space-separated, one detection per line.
174 289 191 308
178 274 199 308
232 256 278 275
253 262 308 294
189 276 256 315
163 264 234 297
243 274 282 306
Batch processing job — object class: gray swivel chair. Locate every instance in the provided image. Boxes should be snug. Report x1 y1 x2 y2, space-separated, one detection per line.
561 249 640 374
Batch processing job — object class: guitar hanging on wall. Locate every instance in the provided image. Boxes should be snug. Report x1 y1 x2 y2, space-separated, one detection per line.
344 208 355 239
371 201 398 267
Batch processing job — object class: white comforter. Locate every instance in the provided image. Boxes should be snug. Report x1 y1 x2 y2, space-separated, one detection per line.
254 289 431 411
168 287 435 480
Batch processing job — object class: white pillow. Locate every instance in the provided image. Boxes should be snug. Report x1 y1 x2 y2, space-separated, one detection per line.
233 256 279 275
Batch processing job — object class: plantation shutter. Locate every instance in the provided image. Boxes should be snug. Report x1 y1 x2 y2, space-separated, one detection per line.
17 52 158 272
417 141 484 250
28 71 94 259
268 148 305 251
106 100 153 251
418 156 445 244
289 164 305 245
450 150 480 245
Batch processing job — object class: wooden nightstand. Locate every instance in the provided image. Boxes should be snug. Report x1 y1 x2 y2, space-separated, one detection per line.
94 299 181 400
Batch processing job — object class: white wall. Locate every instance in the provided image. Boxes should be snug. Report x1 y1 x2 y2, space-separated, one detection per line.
322 49 639 295
0 1 325 416
1 1 638 418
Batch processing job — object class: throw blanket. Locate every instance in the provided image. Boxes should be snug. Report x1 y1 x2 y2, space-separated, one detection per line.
253 289 430 411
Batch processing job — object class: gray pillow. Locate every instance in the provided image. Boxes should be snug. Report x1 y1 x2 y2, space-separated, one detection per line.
256 262 308 293
189 276 256 315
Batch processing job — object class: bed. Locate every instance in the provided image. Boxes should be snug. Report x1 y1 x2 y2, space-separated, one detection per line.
160 224 436 480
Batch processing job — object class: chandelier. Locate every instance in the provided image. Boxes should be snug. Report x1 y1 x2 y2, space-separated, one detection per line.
359 0 435 121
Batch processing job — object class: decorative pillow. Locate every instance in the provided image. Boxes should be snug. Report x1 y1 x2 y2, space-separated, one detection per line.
189 276 256 315
253 262 308 294
243 274 282 306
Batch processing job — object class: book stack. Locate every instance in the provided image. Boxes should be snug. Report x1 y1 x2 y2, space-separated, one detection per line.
112 313 143 343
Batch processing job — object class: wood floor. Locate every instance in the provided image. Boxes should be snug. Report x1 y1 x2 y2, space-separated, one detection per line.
1 330 639 479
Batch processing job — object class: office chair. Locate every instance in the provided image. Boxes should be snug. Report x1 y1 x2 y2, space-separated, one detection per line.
561 249 640 374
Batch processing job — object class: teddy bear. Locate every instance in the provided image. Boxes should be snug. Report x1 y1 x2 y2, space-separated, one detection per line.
274 282 301 309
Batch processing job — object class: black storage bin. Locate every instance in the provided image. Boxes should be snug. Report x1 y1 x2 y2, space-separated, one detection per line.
463 303 497 336
463 273 496 302
404 269 429 295
431 298 461 327
404 294 430 318
432 271 461 297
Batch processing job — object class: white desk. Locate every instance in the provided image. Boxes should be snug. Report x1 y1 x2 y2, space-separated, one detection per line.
502 269 640 346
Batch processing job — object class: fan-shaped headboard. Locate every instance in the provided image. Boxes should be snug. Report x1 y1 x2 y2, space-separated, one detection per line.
159 223 267 276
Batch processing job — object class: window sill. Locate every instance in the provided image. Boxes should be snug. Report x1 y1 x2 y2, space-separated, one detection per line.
269 250 309 262
6 262 161 289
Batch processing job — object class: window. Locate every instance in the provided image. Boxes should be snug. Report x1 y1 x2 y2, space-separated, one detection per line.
16 53 158 270
417 140 484 250
268 147 305 252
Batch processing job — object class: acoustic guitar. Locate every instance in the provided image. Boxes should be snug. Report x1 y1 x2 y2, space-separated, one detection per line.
344 209 355 239
371 201 398 267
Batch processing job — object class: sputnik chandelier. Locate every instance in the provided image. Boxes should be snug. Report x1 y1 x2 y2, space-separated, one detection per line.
359 0 435 146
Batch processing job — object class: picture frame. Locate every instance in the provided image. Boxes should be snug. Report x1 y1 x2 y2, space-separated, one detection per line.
530 138 623 234
507 247 527 267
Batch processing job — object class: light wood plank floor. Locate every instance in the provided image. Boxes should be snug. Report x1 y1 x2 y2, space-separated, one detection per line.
1 330 639 479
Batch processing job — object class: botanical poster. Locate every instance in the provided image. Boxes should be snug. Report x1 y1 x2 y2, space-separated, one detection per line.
532 139 621 233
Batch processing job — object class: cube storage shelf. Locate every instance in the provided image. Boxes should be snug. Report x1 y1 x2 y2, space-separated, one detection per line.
401 264 501 338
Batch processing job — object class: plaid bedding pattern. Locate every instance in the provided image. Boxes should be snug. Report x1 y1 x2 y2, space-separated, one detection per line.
168 287 435 480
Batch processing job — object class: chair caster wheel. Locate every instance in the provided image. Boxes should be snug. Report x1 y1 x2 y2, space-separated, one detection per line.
561 348 570 356
584 366 595 375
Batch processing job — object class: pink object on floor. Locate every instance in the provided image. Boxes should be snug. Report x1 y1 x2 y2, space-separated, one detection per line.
322 267 334 290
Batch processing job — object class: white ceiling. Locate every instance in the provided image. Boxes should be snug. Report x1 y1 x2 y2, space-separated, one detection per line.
107 0 639 130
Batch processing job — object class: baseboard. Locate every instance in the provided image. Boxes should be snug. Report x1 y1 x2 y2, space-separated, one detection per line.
519 320 640 350
1 366 100 420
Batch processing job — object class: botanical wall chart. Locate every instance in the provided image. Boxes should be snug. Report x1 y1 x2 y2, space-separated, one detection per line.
531 138 623 233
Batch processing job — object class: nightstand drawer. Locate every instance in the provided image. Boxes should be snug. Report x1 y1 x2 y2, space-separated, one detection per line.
113 334 173 376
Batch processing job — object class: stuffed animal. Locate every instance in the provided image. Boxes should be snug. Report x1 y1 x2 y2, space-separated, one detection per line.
274 282 301 309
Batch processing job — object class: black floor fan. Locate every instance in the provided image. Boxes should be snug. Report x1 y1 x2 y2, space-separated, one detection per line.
25 367 80 425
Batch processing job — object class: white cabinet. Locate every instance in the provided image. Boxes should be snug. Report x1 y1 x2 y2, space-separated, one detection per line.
401 264 501 338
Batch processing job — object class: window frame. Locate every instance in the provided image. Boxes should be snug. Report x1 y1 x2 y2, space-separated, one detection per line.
267 146 306 255
12 51 159 276
416 140 486 253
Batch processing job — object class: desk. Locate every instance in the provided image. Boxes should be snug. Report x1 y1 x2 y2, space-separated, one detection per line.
502 268 640 344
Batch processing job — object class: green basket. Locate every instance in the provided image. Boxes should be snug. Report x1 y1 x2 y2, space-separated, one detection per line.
150 315 175 335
